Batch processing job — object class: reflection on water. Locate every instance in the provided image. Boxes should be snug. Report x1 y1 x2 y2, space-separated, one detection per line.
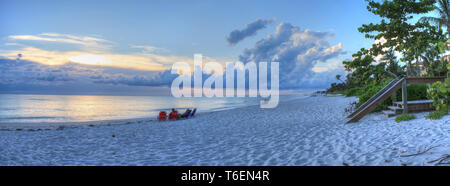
0 94 261 123
0 92 309 123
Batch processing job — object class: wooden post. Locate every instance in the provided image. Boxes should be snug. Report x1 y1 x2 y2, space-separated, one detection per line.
402 79 408 114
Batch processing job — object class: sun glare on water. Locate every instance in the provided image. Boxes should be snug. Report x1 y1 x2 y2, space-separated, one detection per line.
68 54 110 65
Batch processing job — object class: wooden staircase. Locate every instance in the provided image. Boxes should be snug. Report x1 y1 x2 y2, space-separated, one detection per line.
346 78 404 123
346 77 445 123
382 100 434 118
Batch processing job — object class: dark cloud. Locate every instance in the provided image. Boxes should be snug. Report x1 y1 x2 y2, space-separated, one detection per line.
0 59 175 89
226 19 275 45
35 73 73 82
238 22 346 89
92 70 177 87
0 59 98 85
0 59 174 95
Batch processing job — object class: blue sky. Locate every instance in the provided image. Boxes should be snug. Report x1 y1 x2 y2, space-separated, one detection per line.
0 0 377 57
0 0 438 94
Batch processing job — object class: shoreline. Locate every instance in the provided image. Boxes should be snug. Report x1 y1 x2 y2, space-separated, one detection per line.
0 94 311 131
1 95 449 165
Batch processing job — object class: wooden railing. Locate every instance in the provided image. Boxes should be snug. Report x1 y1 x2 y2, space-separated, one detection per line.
347 78 400 119
347 78 404 123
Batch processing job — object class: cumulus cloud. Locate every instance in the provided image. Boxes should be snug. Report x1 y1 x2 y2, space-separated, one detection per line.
238 23 346 89
0 58 174 88
226 18 275 45
1 58 96 85
1 24 347 92
0 31 232 93
0 59 173 95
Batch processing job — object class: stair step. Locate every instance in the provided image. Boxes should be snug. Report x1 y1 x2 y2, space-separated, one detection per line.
393 100 433 106
393 102 401 107
387 106 403 114
382 110 397 118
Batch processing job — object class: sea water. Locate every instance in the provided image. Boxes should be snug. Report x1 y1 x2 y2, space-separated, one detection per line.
0 92 311 123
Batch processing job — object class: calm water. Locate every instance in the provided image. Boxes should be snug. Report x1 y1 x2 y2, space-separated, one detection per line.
0 93 309 123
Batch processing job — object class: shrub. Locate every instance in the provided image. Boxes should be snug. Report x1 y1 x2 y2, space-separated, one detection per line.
395 114 416 123
344 87 363 97
427 80 449 111
357 79 393 112
426 106 448 120
395 84 428 101
425 61 450 120
327 82 348 93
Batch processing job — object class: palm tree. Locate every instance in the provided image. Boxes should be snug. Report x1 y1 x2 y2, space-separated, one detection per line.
420 0 450 37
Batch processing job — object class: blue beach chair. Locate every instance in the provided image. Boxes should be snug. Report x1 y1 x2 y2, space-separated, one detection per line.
180 109 192 119
190 108 197 118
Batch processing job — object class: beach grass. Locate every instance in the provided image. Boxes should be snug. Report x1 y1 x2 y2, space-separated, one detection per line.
395 114 416 123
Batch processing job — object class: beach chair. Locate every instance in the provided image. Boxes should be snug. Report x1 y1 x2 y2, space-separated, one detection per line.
158 111 167 121
180 109 192 119
190 108 197 118
169 110 178 120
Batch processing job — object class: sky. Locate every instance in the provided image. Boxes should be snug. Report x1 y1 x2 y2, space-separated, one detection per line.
0 0 438 95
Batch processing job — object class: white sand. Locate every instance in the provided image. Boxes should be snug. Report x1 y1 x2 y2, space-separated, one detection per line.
0 95 449 166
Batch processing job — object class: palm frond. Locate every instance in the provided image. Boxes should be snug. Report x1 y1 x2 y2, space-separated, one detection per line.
436 0 450 19
420 16 446 26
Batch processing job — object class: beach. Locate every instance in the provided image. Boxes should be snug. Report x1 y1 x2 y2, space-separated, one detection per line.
0 95 449 166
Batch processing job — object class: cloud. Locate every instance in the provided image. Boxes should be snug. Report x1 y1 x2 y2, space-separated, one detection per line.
0 58 174 88
1 25 347 93
297 69 348 88
0 58 98 84
35 74 73 82
90 69 177 87
8 33 112 51
238 22 346 89
131 45 166 53
372 37 402 62
0 32 235 94
2 32 231 72
226 18 275 45
0 46 217 71
4 43 22 46
0 59 173 95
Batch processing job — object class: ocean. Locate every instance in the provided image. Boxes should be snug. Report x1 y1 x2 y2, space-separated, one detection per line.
0 92 311 123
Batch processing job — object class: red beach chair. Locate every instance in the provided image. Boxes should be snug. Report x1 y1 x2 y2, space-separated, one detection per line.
158 111 167 121
169 110 178 120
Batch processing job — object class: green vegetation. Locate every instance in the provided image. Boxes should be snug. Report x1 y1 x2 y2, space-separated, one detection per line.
426 63 450 119
356 79 394 112
395 114 417 123
427 80 449 110
395 84 429 101
327 0 450 121
420 0 450 38
426 107 449 119
343 87 364 97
